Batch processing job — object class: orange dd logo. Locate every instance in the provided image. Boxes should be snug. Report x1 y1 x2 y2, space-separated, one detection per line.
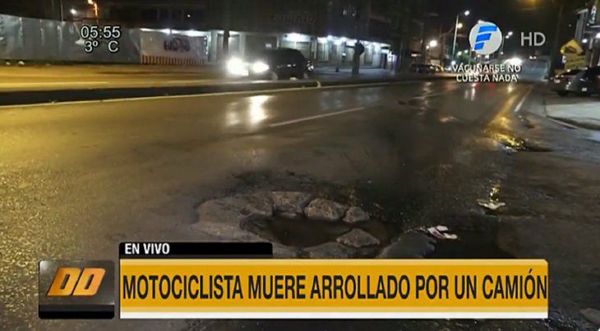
47 267 106 296
39 260 114 319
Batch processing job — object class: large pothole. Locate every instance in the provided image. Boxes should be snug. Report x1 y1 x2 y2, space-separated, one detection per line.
241 215 351 247
193 191 389 256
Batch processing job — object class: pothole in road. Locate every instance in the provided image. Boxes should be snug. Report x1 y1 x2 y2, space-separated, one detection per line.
193 190 395 256
241 216 351 247
241 215 394 248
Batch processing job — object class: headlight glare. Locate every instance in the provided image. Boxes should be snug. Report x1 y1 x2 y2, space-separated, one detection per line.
227 57 249 76
252 61 270 74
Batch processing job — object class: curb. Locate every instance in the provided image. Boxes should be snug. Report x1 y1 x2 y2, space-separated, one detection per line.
542 92 600 131
546 116 600 131
0 75 455 107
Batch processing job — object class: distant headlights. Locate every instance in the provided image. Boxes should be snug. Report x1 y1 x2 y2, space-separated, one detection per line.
226 57 249 76
251 61 270 74
505 57 523 67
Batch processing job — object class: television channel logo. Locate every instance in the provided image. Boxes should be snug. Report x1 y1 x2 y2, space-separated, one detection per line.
469 21 503 55
38 260 115 319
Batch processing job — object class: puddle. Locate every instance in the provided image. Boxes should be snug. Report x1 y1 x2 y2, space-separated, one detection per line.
241 214 395 249
429 229 513 258
355 221 396 245
241 216 352 247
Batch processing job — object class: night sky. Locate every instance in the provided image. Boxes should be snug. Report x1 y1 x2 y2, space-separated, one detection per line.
428 0 589 55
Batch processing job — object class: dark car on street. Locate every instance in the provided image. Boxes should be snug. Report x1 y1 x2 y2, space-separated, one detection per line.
551 67 600 97
410 63 443 74
226 48 314 80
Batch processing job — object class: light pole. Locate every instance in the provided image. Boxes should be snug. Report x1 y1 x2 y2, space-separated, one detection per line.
452 10 470 60
500 31 513 57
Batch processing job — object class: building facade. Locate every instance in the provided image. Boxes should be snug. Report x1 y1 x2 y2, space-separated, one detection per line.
98 0 394 67
574 0 600 66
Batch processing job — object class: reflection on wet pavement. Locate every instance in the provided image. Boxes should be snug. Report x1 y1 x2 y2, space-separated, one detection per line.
1 81 596 329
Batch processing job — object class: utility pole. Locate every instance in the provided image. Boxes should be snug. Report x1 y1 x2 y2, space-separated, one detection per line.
51 0 64 21
222 0 231 59
550 0 566 74
451 14 459 60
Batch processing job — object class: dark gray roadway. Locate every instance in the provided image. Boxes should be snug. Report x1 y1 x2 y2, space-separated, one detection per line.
1 81 598 330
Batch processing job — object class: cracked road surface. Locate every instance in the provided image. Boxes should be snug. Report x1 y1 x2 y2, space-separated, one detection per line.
0 81 599 330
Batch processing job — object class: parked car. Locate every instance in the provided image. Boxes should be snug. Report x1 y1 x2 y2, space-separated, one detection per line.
226 48 314 80
551 67 600 97
410 63 443 74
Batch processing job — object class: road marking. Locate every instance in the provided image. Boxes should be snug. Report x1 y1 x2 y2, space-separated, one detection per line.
0 79 435 110
268 107 366 128
409 86 461 100
513 87 533 113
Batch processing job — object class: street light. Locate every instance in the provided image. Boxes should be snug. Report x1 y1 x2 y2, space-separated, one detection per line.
87 0 99 18
70 8 77 15
500 32 513 56
429 39 438 48
452 10 471 60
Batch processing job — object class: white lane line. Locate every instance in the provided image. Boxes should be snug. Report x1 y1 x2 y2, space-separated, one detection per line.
513 87 534 113
409 85 461 100
268 106 366 128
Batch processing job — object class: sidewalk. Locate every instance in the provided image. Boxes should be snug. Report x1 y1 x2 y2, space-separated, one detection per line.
0 64 413 92
545 97 600 131
0 64 453 107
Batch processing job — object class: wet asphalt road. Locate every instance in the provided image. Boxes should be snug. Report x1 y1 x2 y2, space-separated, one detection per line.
1 80 599 330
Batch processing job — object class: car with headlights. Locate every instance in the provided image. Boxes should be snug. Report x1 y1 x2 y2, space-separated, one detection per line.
551 67 600 97
409 63 443 74
226 48 314 80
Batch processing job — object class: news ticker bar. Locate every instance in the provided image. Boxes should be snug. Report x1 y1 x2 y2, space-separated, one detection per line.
40 242 549 320
119 242 273 259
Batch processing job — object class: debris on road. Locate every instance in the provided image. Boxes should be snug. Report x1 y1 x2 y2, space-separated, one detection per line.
423 225 458 240
272 191 313 217
343 206 370 224
194 191 382 249
439 115 459 123
304 198 348 222
477 183 507 211
477 199 506 211
337 229 380 248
